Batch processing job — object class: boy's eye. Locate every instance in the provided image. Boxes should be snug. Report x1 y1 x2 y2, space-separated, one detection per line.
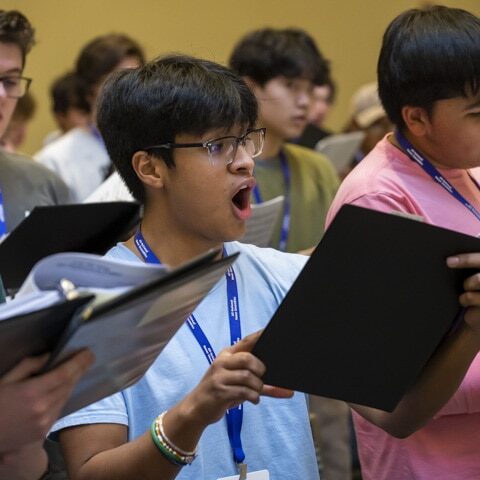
2 77 20 88
208 141 231 156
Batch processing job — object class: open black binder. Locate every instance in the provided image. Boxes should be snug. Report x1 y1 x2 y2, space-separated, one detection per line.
0 202 141 291
0 248 238 415
253 205 480 411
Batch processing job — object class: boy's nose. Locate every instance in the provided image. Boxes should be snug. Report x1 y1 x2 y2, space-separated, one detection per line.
229 144 255 175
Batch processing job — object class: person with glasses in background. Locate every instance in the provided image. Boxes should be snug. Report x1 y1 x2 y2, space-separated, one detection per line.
0 10 70 235
229 28 340 254
0 11 95 480
50 54 480 480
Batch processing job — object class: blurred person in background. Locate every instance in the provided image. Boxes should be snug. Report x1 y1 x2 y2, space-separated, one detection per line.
297 77 336 149
35 33 145 202
42 72 89 146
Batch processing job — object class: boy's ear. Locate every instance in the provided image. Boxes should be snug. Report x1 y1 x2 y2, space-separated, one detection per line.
401 105 431 137
131 151 166 189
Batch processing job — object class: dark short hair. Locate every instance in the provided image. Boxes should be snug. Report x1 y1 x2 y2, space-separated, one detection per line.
229 28 329 86
75 33 145 112
378 5 480 130
96 54 258 203
0 10 35 66
50 72 89 114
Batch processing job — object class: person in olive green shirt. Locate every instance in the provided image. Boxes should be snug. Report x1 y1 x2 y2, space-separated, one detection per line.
229 28 347 480
229 27 340 253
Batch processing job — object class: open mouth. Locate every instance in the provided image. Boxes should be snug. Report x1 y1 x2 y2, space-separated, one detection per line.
232 185 252 220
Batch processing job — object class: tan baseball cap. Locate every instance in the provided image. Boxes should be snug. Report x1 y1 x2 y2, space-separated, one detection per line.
350 82 386 128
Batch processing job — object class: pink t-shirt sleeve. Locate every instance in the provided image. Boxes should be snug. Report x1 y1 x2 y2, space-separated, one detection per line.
326 191 422 229
349 193 415 215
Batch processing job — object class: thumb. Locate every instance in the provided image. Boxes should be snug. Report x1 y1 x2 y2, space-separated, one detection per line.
229 329 263 354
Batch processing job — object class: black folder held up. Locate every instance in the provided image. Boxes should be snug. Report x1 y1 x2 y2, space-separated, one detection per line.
0 202 141 291
253 205 480 412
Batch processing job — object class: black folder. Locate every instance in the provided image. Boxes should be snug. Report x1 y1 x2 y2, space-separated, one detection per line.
0 202 141 291
0 248 237 415
252 205 480 411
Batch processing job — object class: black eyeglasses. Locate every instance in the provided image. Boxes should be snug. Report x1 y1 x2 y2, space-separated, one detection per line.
0 75 32 99
143 128 266 165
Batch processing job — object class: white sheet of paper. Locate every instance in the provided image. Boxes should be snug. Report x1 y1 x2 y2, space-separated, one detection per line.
218 470 269 480
240 196 284 247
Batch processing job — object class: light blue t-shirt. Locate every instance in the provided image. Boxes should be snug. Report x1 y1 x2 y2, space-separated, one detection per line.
52 241 319 479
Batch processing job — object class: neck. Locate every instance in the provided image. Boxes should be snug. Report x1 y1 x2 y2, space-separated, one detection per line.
260 131 284 160
126 205 223 268
391 130 454 170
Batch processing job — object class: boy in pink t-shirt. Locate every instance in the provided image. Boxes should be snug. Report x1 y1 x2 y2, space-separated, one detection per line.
327 5 480 480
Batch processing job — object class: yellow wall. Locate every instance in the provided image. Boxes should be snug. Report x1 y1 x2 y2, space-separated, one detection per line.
5 0 480 155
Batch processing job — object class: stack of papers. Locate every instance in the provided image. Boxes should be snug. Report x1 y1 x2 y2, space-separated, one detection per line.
0 248 238 415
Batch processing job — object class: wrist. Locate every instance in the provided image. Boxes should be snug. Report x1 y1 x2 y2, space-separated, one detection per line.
150 412 197 466
454 320 480 351
173 397 210 434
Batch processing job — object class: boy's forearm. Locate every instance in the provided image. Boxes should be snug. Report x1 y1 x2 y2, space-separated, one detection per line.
74 433 182 480
351 322 480 438
63 404 206 480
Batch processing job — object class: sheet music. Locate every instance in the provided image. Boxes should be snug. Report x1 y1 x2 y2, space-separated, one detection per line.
315 132 365 173
17 252 168 295
240 196 284 247
0 253 168 321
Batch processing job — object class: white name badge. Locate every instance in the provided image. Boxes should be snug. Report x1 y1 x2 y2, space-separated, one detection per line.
218 470 269 480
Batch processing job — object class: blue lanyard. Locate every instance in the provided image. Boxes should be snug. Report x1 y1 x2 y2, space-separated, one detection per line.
252 150 291 251
133 229 246 465
395 130 480 222
0 189 7 237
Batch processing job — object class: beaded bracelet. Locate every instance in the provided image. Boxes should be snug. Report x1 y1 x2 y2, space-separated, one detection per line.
150 411 198 466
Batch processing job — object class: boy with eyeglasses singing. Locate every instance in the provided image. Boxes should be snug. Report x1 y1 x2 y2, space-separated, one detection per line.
0 10 70 234
51 55 480 480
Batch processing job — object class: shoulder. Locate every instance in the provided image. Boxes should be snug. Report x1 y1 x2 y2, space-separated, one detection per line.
34 128 99 164
284 143 332 168
50 391 128 437
35 128 83 155
0 149 66 185
0 149 34 170
326 137 417 225
225 241 307 287
284 143 339 182
85 172 133 203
